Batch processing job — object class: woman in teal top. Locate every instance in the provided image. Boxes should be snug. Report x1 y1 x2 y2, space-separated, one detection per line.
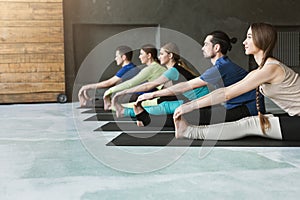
103 44 166 110
112 43 209 126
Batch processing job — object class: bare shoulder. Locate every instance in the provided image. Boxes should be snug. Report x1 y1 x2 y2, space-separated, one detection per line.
243 61 283 84
263 59 285 83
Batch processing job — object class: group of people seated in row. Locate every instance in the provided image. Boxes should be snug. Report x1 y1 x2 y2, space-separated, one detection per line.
78 22 300 141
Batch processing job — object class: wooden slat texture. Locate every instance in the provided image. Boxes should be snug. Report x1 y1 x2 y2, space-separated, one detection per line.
0 20 63 27
0 63 64 73
0 54 64 64
0 43 64 54
0 0 62 2
0 83 65 94
0 3 63 20
0 93 63 104
0 72 65 83
0 27 63 43
0 0 65 103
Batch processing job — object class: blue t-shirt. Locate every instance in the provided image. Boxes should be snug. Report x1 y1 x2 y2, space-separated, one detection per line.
200 56 263 115
115 62 140 81
163 67 209 100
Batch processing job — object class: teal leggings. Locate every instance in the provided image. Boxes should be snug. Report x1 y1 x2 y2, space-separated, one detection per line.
123 100 184 117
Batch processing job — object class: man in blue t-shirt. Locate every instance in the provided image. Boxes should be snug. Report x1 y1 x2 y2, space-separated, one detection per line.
136 31 264 125
78 45 140 107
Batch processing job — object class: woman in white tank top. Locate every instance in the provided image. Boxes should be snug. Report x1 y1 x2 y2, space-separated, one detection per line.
173 22 300 141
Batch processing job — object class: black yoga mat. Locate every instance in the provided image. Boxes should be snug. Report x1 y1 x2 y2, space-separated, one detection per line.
84 114 136 122
81 108 113 114
94 122 175 132
107 132 300 147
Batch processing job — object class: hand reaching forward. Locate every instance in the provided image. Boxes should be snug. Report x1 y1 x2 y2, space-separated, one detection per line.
103 95 112 110
111 91 126 109
173 103 195 119
135 93 155 105
78 85 93 106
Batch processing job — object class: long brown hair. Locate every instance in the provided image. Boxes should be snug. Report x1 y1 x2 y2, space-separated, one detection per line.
161 42 198 76
251 22 277 134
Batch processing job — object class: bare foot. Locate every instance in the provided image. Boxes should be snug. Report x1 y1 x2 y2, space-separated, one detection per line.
136 121 144 127
133 101 145 127
103 96 111 110
79 98 87 107
114 102 124 118
174 116 189 139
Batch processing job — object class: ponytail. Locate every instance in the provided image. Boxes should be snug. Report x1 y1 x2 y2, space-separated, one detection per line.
256 87 270 134
177 59 198 77
208 31 237 54
256 56 271 134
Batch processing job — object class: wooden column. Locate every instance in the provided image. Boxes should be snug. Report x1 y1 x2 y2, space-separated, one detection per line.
0 0 65 103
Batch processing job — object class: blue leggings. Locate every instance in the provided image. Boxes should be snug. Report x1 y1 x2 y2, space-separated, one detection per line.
123 100 184 117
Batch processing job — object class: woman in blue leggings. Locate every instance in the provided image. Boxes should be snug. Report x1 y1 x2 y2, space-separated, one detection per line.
112 42 209 126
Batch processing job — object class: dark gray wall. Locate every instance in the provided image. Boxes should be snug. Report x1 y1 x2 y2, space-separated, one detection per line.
63 0 300 101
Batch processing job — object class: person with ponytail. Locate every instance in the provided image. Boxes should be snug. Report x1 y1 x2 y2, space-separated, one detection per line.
136 31 262 126
174 23 300 141
103 44 166 110
112 42 209 126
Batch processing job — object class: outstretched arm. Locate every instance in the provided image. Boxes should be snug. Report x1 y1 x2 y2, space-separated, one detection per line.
112 75 169 109
136 77 207 103
96 76 122 88
173 65 279 119
117 75 169 96
78 76 121 106
103 66 156 98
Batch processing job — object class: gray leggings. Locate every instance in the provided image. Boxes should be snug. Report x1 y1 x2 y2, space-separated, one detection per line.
182 114 283 140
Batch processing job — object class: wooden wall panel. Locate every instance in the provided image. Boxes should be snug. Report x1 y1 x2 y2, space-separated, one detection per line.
0 20 63 27
0 2 63 20
0 54 64 63
0 63 64 73
0 93 62 103
0 83 65 94
0 0 65 103
0 27 63 43
0 72 65 83
0 43 64 54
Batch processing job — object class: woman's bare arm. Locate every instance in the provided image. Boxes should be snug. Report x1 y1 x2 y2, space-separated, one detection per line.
173 64 281 119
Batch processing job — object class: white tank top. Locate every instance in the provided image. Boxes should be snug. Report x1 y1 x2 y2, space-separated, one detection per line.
259 61 300 116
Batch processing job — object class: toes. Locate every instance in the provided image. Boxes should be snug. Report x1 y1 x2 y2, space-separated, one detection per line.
136 121 144 127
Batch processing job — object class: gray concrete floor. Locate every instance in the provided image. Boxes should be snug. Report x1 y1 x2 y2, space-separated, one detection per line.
1 103 300 200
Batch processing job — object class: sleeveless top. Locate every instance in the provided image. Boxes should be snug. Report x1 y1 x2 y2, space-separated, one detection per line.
259 61 300 116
